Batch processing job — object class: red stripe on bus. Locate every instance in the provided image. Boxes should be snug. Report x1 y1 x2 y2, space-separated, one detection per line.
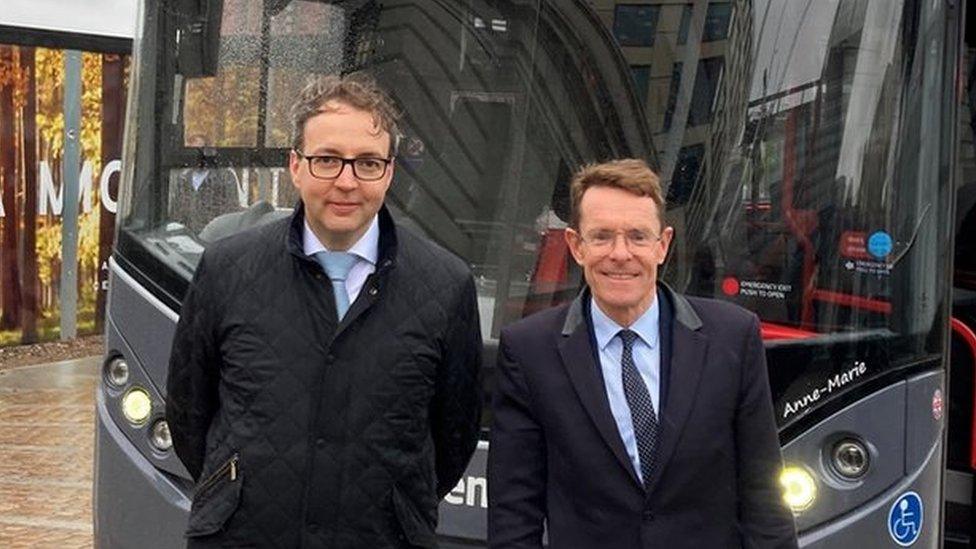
811 290 892 314
951 317 976 470
760 322 818 341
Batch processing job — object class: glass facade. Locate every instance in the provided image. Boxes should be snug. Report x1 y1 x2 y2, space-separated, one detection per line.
688 56 724 126
612 4 660 47
703 2 732 42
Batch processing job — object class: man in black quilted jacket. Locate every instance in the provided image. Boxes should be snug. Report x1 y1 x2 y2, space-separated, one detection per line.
166 72 483 548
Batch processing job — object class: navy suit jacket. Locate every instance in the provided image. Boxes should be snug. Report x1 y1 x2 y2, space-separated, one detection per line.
488 284 797 549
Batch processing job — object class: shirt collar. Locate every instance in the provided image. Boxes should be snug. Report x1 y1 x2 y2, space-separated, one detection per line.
590 292 660 351
302 214 380 266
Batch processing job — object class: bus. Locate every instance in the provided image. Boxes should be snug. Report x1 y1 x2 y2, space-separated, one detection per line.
93 0 964 547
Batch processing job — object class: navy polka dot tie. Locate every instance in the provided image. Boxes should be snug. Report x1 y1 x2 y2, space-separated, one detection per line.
619 329 659 487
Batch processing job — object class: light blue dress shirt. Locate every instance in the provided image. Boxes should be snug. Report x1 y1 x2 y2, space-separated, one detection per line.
590 295 661 482
303 215 379 304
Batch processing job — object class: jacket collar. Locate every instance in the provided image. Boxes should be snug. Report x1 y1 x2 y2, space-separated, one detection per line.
560 281 702 336
557 281 707 493
287 201 399 273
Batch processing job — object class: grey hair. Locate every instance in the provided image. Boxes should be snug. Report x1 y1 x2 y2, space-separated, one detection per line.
289 72 402 156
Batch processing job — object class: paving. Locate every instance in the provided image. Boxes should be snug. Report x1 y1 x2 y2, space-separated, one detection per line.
0 357 99 548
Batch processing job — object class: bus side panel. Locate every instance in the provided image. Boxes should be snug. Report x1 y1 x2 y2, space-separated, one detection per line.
786 371 944 548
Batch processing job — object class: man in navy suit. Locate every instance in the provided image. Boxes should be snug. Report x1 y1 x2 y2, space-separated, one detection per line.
488 159 797 548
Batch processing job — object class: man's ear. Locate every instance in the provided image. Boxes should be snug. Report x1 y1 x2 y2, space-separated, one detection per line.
288 150 302 188
565 228 585 266
658 226 675 264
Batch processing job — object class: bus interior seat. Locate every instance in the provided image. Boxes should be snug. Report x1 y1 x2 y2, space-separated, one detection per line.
198 200 291 243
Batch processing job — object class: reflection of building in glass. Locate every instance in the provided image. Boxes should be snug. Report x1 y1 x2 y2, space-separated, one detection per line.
349 2 657 335
671 0 935 333
591 0 752 286
127 1 662 339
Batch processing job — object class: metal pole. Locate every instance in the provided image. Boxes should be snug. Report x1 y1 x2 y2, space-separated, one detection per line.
60 50 82 340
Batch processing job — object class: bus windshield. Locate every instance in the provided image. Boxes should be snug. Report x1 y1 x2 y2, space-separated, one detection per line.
117 0 954 431
664 0 955 427
117 0 652 323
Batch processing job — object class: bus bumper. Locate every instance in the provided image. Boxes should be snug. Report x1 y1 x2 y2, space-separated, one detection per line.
93 384 190 549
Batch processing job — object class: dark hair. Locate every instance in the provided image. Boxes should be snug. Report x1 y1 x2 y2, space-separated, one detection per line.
290 71 402 155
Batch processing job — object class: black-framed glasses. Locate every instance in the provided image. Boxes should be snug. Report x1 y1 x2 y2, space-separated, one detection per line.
295 151 393 181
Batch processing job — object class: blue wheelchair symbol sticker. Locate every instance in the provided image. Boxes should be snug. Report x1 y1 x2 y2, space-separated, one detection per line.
888 491 923 546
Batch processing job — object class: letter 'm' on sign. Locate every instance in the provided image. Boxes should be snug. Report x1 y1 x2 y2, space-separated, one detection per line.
100 160 121 214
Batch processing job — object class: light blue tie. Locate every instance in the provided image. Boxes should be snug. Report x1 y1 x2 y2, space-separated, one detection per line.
315 251 358 320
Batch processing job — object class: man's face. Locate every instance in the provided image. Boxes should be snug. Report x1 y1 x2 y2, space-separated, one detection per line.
566 185 672 326
289 100 393 250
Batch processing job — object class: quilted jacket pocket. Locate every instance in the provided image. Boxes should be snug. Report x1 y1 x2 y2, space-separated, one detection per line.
391 484 437 548
186 454 242 538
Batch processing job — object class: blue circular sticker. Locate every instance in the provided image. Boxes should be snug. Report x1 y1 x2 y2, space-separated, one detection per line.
868 231 893 259
888 491 923 546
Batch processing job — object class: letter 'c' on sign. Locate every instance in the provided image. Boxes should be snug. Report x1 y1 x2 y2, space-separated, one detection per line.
100 160 122 214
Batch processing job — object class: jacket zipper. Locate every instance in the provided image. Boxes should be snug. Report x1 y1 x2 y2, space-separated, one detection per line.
198 453 239 493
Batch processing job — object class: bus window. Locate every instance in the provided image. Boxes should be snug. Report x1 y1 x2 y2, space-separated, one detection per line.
117 0 651 324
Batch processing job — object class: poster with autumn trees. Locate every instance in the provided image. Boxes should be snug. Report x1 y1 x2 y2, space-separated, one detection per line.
0 44 129 347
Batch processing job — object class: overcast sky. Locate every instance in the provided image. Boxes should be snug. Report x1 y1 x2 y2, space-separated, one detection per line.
1 0 138 39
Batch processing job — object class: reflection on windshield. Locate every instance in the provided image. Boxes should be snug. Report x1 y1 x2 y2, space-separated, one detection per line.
167 137 242 234
121 0 951 387
662 0 941 341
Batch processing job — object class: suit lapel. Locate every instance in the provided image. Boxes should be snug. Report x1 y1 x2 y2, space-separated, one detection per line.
645 286 708 496
557 294 643 488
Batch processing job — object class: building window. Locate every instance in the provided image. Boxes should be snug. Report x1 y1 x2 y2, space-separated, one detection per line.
678 4 693 45
630 65 651 106
688 56 724 126
670 144 705 206
613 5 660 47
664 62 683 131
703 2 732 42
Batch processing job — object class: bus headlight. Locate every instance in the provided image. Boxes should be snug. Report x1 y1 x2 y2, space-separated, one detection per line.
831 438 869 479
121 387 152 426
780 466 817 513
149 419 173 451
105 357 130 388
